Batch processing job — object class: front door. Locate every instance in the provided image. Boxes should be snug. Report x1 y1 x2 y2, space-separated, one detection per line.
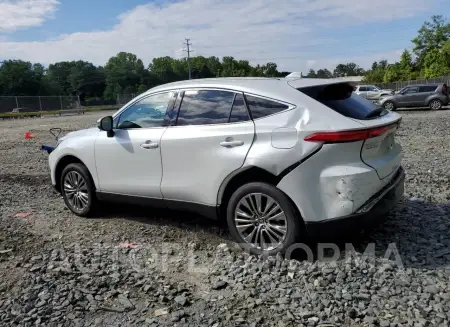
160 89 255 206
95 91 176 198
397 86 420 107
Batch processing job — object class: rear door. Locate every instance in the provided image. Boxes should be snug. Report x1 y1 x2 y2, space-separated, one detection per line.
160 89 255 207
356 86 368 98
419 85 438 105
366 86 379 100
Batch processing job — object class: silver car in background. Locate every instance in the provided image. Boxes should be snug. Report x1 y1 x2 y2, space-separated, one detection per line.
379 84 449 111
354 85 394 101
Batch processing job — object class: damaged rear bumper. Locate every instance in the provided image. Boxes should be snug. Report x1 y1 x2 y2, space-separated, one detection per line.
305 166 405 240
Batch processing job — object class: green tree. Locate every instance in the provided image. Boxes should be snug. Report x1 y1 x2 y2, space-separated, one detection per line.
399 50 413 80
316 69 333 78
306 69 317 78
423 48 450 78
0 60 42 96
104 52 144 99
137 84 147 94
333 62 365 77
412 15 450 67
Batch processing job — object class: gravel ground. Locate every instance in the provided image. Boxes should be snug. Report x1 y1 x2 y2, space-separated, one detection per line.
1 109 450 327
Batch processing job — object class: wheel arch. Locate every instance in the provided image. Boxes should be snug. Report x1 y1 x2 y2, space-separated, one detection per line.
217 166 303 221
54 155 94 193
426 97 442 106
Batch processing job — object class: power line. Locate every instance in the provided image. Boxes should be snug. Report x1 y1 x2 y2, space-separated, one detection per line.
183 38 193 80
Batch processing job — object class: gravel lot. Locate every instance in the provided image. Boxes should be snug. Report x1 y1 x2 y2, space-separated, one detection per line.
1 109 450 327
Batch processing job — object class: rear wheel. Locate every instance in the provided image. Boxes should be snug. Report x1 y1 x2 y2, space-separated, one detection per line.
60 163 96 217
226 182 302 256
429 99 443 110
383 101 396 111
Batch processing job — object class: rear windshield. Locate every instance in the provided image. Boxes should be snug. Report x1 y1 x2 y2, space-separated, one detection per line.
297 82 386 120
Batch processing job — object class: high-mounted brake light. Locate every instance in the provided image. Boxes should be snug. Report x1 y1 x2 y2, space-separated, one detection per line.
304 125 391 143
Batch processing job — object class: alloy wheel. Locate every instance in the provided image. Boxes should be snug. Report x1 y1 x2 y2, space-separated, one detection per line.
63 171 89 211
430 100 442 110
234 193 287 251
384 102 394 110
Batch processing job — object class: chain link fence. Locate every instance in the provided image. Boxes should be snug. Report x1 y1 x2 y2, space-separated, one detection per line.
0 96 80 114
374 76 450 91
117 94 137 105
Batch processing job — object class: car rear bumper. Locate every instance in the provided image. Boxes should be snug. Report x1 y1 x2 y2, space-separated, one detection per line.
305 166 405 240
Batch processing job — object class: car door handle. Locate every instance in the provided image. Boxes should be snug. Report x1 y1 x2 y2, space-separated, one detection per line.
140 142 159 149
220 140 244 148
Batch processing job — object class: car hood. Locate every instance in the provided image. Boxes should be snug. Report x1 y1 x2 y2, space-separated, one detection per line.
59 127 99 142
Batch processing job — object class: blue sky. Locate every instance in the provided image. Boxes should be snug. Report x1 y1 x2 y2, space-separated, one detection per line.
0 0 449 72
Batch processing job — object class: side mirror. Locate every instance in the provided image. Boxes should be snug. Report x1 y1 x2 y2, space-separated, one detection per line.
98 116 114 137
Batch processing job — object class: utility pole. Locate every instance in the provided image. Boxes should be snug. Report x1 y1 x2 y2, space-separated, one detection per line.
184 38 193 80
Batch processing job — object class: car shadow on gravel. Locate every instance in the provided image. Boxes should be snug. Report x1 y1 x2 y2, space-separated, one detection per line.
91 198 450 269
317 198 450 270
395 106 450 111
92 202 230 237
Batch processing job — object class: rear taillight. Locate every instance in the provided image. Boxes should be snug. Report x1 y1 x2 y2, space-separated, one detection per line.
304 125 391 143
443 85 447 94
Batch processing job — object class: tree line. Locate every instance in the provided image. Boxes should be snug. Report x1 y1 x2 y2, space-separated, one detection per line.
307 15 450 84
0 54 291 104
0 15 448 103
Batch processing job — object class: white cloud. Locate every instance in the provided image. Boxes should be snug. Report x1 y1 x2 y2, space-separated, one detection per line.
0 0 59 32
0 0 432 71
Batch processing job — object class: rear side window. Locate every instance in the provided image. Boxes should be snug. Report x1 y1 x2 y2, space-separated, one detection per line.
359 86 367 91
229 93 250 123
244 95 289 119
419 85 438 92
176 90 235 126
298 83 383 120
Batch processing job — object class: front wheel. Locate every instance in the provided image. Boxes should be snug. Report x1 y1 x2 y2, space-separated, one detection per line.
226 182 302 256
383 101 396 111
60 163 96 217
429 99 443 110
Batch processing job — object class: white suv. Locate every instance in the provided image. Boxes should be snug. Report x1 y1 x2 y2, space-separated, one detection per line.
47 77 405 255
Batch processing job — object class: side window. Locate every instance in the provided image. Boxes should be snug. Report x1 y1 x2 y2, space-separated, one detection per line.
176 90 235 126
229 93 250 123
117 92 174 129
404 87 419 94
164 92 178 126
367 86 377 92
359 86 367 92
419 85 437 92
244 95 289 120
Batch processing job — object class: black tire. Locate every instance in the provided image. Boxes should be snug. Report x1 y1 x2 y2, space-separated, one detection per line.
429 99 443 110
383 101 396 111
226 182 302 256
60 163 96 217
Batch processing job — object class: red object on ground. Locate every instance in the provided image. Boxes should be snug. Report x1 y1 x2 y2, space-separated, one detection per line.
14 212 32 219
119 242 139 249
24 131 34 139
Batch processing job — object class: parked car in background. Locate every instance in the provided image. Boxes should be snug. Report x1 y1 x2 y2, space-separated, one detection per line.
46 77 404 255
12 107 36 113
379 84 449 111
354 85 394 101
